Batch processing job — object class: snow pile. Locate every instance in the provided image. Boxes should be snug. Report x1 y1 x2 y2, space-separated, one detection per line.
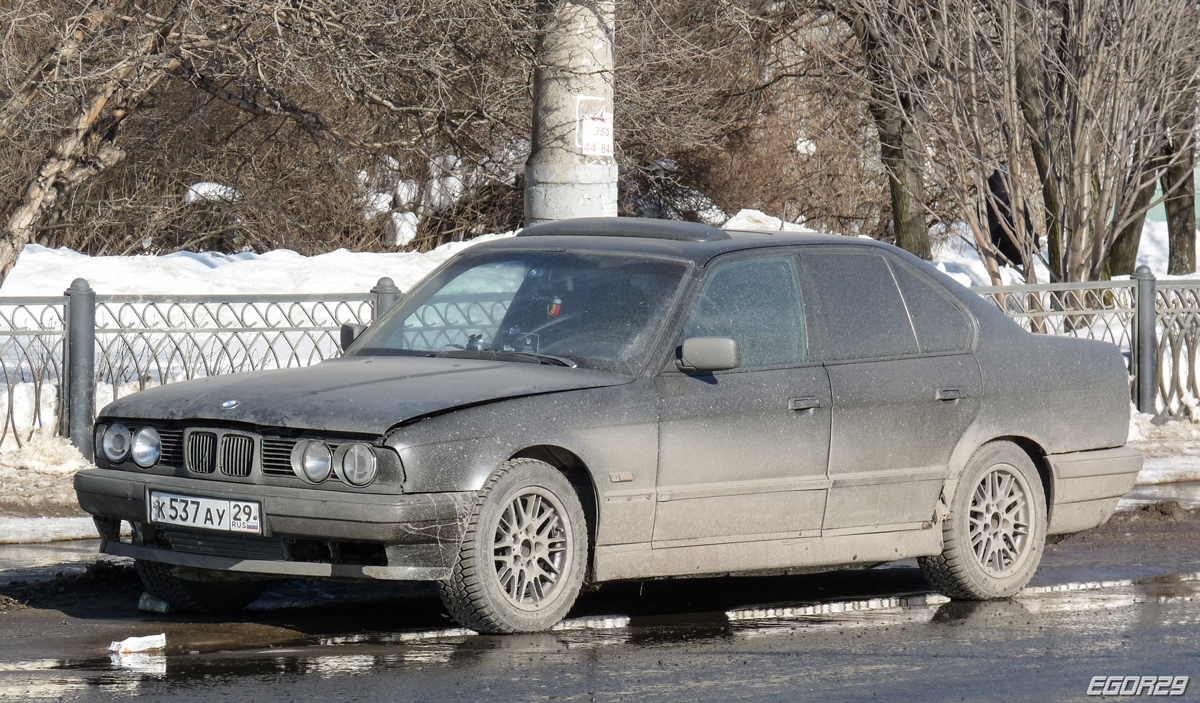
930 224 1051 287
724 208 816 233
1136 456 1200 485
184 182 241 205
0 431 91 519
0 234 514 297
356 151 526 247
1 382 155 452
931 220 1198 287
0 431 88 478
1127 407 1200 454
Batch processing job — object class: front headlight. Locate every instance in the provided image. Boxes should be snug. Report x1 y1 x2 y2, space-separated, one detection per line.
292 440 332 483
130 427 161 468
339 443 378 487
102 424 131 463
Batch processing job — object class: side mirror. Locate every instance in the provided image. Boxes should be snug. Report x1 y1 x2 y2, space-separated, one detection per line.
340 323 368 353
676 337 740 373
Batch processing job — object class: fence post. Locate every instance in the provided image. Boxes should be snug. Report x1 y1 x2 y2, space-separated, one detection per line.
1132 265 1157 414
371 277 401 320
64 278 96 460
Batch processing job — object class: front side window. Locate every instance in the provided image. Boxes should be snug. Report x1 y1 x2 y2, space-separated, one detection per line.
683 255 807 369
350 250 689 374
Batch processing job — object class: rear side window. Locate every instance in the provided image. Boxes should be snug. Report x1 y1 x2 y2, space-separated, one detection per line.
799 251 918 361
684 256 807 368
889 261 973 353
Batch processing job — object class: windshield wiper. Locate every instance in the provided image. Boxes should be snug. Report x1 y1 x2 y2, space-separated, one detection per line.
431 349 577 368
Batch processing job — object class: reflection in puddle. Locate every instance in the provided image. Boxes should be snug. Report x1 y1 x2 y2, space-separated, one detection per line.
304 654 379 676
108 652 167 676
1017 593 1138 614
732 605 942 640
1118 482 1200 510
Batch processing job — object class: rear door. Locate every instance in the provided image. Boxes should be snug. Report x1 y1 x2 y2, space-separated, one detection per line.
798 248 982 534
652 253 832 546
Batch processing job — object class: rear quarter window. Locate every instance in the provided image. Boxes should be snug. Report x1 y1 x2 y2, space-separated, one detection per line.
888 260 973 353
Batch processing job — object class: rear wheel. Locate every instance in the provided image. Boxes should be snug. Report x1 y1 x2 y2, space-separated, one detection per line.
135 560 267 613
438 459 587 633
919 441 1047 599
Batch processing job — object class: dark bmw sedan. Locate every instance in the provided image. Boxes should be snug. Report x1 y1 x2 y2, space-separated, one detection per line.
75 218 1142 633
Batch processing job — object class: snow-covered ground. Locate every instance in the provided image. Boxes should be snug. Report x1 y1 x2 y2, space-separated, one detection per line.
1 212 1191 298
0 232 514 297
1 210 1194 297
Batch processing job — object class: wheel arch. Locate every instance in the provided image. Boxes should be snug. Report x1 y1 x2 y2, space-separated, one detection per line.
948 435 1054 529
987 435 1054 511
508 444 599 579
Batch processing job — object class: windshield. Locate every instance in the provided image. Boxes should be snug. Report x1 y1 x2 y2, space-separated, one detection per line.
349 249 690 374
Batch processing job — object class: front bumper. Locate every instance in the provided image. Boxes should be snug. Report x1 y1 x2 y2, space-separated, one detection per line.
74 468 474 580
1046 445 1143 535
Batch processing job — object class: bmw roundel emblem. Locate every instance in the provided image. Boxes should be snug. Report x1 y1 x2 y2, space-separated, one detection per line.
221 399 240 409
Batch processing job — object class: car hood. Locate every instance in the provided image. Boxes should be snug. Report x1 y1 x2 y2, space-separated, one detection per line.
99 356 633 435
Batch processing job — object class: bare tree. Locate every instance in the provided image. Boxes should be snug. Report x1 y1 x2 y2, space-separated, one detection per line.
815 0 1199 282
1 0 810 278
0 0 544 278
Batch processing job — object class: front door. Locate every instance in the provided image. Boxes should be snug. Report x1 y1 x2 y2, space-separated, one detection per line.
653 254 832 546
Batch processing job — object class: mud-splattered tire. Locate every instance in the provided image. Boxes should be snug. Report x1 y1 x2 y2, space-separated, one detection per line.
438 459 587 634
135 560 267 613
919 441 1047 600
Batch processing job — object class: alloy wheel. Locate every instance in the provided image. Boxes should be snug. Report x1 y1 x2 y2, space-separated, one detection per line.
492 488 568 606
968 465 1032 577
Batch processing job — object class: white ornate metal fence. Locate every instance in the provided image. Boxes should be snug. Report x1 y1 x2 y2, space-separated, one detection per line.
971 281 1137 350
1151 282 1200 417
0 297 67 443
0 279 398 452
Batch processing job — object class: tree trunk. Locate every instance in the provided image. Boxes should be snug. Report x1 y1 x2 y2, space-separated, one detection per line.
875 109 931 259
850 10 931 260
1107 173 1155 276
1162 142 1196 275
0 7 185 283
0 0 114 140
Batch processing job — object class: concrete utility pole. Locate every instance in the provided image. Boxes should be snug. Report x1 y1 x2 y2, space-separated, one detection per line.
525 0 617 225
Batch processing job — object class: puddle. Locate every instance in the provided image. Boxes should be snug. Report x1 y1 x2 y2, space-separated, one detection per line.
0 539 102 571
3 565 1195 698
1118 482 1200 510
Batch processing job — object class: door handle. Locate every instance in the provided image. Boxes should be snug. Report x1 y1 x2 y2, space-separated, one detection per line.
788 396 822 411
936 388 964 401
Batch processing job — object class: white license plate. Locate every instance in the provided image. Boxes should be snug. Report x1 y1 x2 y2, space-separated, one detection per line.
148 491 262 534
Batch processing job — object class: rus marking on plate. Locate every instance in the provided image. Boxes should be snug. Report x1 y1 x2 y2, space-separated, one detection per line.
221 399 240 409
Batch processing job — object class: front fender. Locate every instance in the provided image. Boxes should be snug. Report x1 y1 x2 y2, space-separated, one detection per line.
385 381 659 496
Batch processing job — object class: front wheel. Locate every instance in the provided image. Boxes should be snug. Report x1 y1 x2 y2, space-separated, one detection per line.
918 441 1047 599
438 459 588 633
135 560 268 613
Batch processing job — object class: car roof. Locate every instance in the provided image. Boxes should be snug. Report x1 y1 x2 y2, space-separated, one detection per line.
477 217 887 264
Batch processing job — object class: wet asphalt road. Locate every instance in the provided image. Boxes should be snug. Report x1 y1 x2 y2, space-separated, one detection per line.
1 507 1198 702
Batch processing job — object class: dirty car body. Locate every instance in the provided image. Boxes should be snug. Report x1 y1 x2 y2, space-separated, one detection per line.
75 218 1142 632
